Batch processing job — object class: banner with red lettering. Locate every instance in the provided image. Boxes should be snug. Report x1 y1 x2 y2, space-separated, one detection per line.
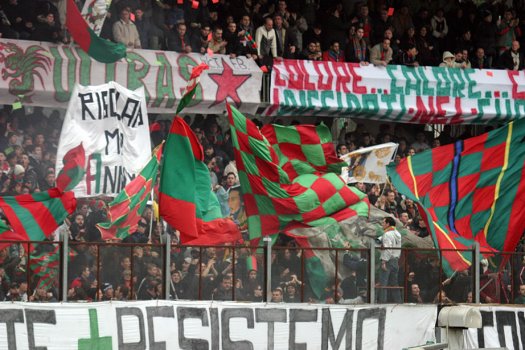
267 59 525 124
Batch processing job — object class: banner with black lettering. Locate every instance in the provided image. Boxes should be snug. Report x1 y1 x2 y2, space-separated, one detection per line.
56 82 151 197
0 301 437 349
464 305 525 349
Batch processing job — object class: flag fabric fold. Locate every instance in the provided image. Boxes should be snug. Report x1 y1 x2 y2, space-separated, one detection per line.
97 144 163 241
55 143 86 192
159 117 241 244
29 244 76 290
387 120 525 274
66 0 127 63
176 63 209 114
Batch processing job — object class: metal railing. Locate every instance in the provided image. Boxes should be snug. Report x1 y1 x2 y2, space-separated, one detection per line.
1 238 520 304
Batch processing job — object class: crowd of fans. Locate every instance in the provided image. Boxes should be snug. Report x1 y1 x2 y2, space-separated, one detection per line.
2 0 525 303
0 104 523 305
1 0 525 70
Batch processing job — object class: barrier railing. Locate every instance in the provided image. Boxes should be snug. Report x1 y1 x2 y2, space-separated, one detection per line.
1 239 519 304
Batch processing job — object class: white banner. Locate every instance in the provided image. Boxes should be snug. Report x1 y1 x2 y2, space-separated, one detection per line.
464 305 525 350
0 39 262 114
340 143 398 184
56 82 151 197
0 301 437 349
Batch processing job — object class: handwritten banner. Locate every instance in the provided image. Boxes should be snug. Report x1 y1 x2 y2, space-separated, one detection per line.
0 39 262 114
268 59 525 124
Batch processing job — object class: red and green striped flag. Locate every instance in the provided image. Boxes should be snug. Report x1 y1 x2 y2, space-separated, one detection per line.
176 63 209 114
0 189 77 246
244 31 257 49
55 143 86 192
159 117 241 244
387 120 525 275
29 245 77 290
66 0 126 63
97 144 163 241
227 104 369 241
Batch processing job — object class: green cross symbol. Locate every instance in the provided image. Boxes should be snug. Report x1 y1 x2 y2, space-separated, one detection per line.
78 309 113 350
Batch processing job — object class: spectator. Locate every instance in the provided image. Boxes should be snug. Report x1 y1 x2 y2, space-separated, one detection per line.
167 22 192 53
372 7 393 45
273 14 296 59
439 50 457 68
134 8 151 49
497 9 521 54
430 8 448 53
113 7 141 49
255 17 278 66
411 132 430 153
345 27 369 65
408 283 424 303
454 48 469 69
370 38 393 66
208 26 227 55
392 4 413 42
322 40 344 62
471 47 491 69
379 217 402 303
416 26 437 66
3 0 32 39
271 287 284 302
299 40 322 61
500 40 524 70
352 4 372 45
476 11 498 68
400 26 417 51
303 22 323 51
514 284 525 304
31 12 62 43
323 6 348 50
191 24 211 54
398 44 419 67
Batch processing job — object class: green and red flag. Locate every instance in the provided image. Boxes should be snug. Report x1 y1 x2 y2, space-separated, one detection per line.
66 0 126 63
226 104 369 241
176 63 209 114
97 144 163 241
29 244 77 290
387 120 525 275
56 143 86 192
159 117 241 244
244 31 257 49
0 189 77 246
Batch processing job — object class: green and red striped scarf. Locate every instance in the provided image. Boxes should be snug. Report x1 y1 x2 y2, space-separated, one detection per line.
97 144 163 241
66 0 126 63
388 120 525 275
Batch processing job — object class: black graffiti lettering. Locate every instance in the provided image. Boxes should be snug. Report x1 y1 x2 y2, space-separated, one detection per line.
109 88 121 119
477 311 494 348
355 308 385 350
321 309 353 350
102 166 135 193
289 309 317 350
518 312 525 347
0 309 24 350
25 309 56 350
116 307 146 350
210 308 220 350
177 307 209 350
79 92 96 120
221 308 254 350
230 57 247 70
496 311 519 349
100 90 109 119
146 306 175 350
104 129 124 155
255 309 286 350
121 98 143 127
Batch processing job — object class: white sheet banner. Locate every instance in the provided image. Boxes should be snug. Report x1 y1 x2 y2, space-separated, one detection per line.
0 39 262 114
0 301 437 350
56 82 151 197
464 305 525 350
268 59 525 124
340 143 398 184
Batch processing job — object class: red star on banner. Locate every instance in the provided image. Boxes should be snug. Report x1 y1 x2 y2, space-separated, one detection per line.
208 58 251 107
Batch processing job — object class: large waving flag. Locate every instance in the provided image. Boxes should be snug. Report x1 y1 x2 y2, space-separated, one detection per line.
227 104 369 240
0 189 77 245
66 0 126 63
387 120 525 274
159 117 241 244
97 144 163 241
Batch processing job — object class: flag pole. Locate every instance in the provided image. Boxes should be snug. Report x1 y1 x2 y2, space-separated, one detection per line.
164 233 171 300
148 188 154 242
264 236 272 302
61 230 69 302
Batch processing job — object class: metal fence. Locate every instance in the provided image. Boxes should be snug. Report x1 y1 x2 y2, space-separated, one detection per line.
2 237 521 304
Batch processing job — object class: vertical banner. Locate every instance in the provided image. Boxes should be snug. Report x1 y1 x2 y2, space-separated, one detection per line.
56 82 151 197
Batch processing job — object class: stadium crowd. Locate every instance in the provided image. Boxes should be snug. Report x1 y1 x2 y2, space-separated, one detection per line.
0 104 523 305
1 0 525 304
1 0 525 70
